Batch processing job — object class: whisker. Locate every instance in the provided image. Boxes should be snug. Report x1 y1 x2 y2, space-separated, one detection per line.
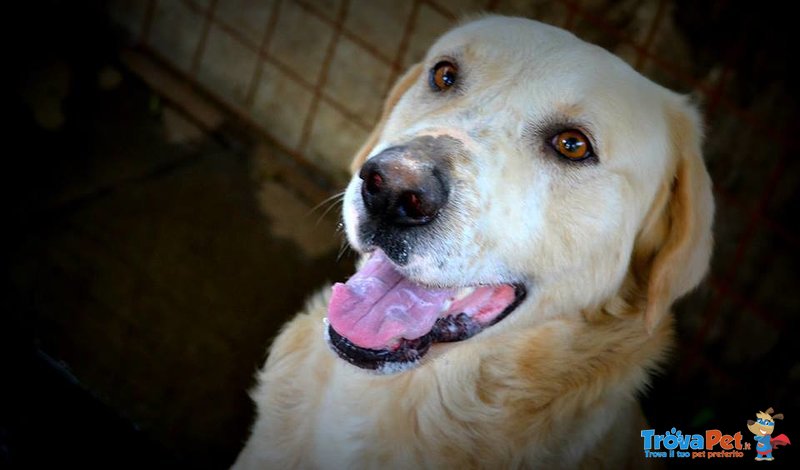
314 201 344 229
316 197 344 226
307 191 345 217
337 236 353 263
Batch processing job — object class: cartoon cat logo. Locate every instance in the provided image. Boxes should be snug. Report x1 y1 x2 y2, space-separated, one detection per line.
747 407 791 461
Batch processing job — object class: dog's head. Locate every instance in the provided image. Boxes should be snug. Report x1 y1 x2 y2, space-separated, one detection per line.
326 16 713 372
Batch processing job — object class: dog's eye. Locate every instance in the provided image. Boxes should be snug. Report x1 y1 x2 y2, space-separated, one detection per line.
551 130 593 161
430 61 457 91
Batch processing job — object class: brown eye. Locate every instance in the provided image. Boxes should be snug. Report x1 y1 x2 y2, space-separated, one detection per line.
430 61 457 91
552 130 593 161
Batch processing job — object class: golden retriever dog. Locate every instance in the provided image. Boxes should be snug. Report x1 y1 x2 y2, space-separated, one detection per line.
234 15 713 469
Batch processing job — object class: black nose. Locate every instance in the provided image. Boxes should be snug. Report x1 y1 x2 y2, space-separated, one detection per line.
359 147 449 226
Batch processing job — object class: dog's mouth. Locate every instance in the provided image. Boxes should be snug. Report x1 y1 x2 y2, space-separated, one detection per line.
325 250 526 373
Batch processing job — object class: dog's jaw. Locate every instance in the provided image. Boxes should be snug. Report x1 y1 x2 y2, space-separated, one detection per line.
324 248 528 373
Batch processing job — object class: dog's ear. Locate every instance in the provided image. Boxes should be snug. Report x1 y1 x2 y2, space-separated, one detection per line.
643 98 714 334
350 63 423 174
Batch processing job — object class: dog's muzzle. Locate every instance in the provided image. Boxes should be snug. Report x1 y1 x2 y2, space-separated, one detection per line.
328 135 527 374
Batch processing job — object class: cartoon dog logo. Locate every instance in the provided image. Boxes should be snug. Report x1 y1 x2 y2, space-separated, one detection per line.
747 407 791 461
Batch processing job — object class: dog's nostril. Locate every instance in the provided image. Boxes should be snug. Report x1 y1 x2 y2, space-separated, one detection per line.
365 171 383 195
399 192 423 219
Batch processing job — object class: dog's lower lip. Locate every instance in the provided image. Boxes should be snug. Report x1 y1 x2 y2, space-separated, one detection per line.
327 283 527 371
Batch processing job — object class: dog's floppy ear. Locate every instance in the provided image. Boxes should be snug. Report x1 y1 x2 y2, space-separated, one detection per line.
349 63 423 174
643 98 714 334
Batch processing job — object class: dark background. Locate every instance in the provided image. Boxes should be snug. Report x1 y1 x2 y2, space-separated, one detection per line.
3 0 798 468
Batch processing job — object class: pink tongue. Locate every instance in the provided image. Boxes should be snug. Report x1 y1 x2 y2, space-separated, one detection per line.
328 251 454 349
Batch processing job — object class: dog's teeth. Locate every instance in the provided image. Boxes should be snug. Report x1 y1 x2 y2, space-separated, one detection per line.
439 299 452 315
454 287 475 301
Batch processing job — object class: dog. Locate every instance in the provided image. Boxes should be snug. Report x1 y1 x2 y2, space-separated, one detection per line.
233 15 714 469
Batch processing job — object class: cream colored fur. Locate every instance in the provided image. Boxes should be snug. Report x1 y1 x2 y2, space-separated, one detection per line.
234 15 713 469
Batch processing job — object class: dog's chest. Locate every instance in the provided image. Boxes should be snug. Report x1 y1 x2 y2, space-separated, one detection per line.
311 365 380 467
307 360 433 468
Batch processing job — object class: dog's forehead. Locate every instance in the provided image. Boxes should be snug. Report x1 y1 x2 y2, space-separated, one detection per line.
429 17 594 67
427 16 657 100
